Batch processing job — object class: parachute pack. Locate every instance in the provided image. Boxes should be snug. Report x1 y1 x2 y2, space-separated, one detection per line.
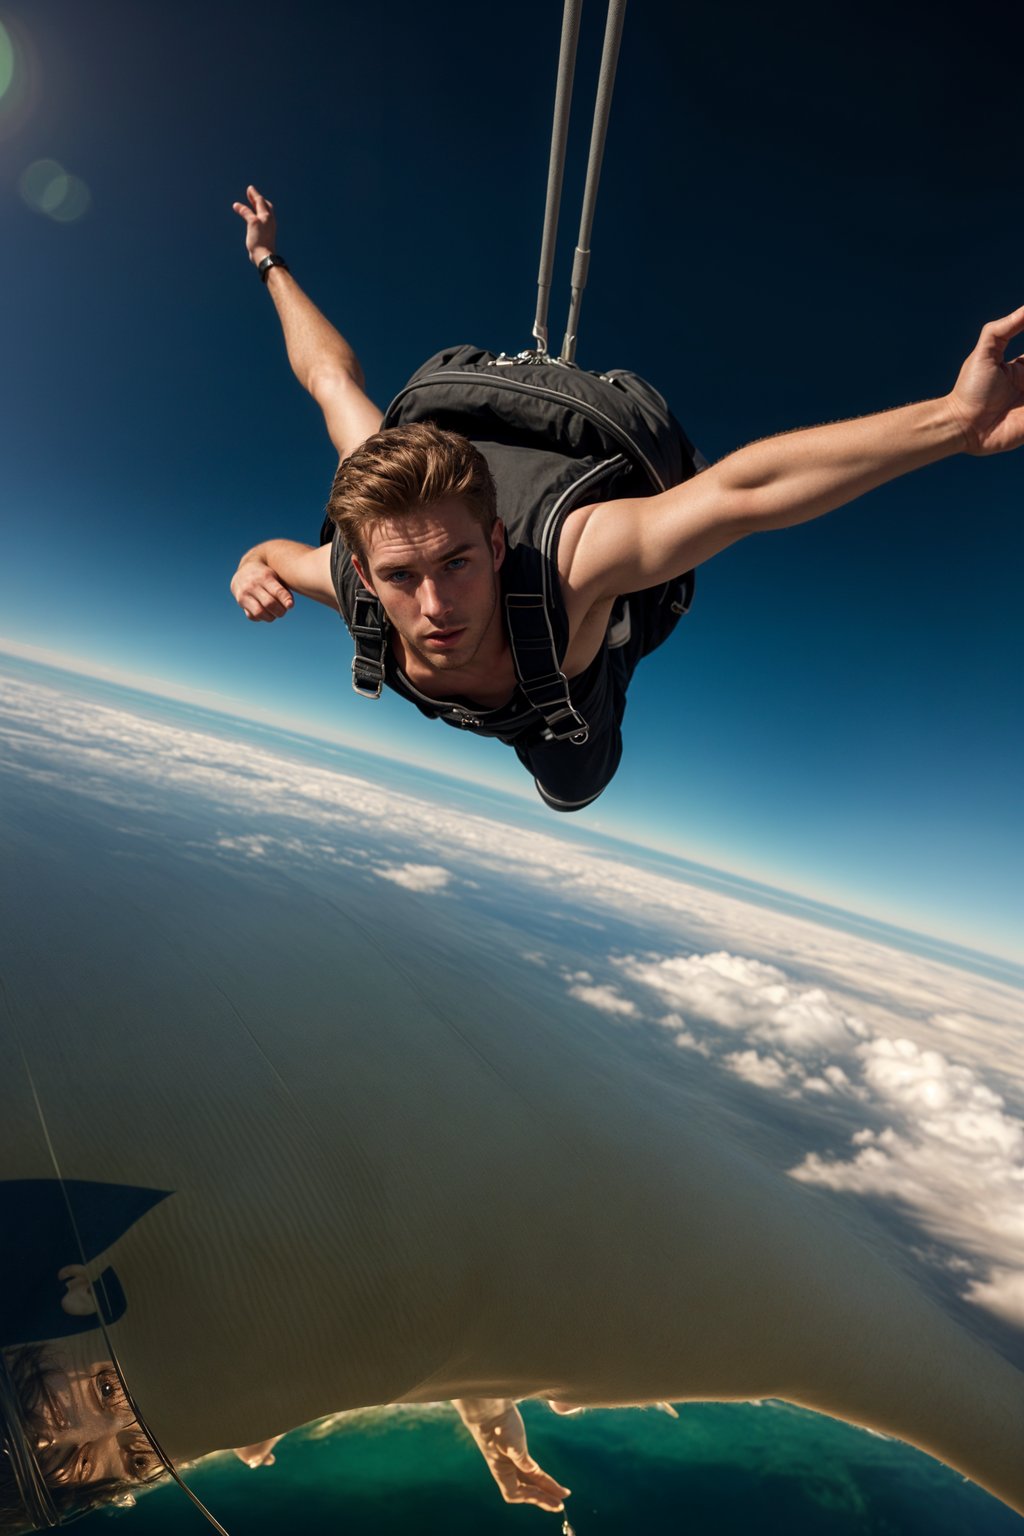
323 345 706 747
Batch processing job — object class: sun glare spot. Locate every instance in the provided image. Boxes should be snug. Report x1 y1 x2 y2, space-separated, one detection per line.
0 19 14 101
0 10 37 138
18 158 91 222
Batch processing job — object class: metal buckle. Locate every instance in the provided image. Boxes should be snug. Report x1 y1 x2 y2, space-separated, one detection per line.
544 706 590 744
351 656 384 699
488 350 575 368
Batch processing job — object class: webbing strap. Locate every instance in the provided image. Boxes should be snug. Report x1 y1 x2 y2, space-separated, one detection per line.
349 588 388 699
505 592 589 743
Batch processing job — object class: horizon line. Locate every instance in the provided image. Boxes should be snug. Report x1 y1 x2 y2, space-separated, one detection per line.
1 636 1021 982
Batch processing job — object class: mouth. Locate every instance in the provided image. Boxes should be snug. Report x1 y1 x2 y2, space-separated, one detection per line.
423 627 466 649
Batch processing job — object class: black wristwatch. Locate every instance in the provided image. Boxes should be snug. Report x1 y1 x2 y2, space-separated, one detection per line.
257 253 289 283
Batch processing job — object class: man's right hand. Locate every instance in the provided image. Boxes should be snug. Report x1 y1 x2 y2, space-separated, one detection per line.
231 559 295 622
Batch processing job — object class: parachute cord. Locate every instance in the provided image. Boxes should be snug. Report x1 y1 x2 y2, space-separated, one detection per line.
561 0 628 365
533 0 582 356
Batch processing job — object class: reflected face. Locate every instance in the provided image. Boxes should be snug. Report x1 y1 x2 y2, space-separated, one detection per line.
352 500 505 673
33 1358 162 1488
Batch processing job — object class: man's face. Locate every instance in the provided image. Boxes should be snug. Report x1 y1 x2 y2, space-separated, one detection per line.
31 1356 161 1488
351 499 505 673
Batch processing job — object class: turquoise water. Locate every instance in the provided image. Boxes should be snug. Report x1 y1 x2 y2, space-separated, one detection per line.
79 1401 1022 1533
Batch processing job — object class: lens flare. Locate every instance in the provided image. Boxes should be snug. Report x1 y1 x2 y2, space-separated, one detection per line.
20 157 66 210
18 158 91 222
0 19 14 101
0 10 38 138
48 173 90 222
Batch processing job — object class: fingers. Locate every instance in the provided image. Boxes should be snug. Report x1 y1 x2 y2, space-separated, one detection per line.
248 184 273 215
493 1447 571 1511
493 1460 570 1511
240 588 293 622
233 187 273 223
980 303 1024 350
244 591 291 621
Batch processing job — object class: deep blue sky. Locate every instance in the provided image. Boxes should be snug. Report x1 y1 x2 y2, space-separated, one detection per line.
2 0 1021 958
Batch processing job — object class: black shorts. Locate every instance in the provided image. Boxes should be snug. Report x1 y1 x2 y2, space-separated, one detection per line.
514 585 685 812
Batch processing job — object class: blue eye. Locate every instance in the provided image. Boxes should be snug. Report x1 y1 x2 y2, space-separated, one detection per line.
447 558 467 571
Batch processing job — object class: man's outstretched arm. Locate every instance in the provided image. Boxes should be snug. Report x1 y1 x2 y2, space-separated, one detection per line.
231 540 337 622
567 305 1024 600
233 186 384 460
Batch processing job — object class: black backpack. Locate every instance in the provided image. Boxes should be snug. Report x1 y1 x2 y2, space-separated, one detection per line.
322 345 705 740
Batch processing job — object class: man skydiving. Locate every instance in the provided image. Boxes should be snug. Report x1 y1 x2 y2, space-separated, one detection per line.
230 185 1024 810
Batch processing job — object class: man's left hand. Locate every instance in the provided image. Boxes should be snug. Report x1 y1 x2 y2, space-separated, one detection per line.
947 304 1024 454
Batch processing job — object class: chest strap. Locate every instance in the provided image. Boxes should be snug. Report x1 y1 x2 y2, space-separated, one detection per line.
505 591 589 744
348 586 589 744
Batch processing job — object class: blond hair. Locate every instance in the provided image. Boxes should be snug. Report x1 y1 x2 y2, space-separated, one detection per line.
326 422 497 559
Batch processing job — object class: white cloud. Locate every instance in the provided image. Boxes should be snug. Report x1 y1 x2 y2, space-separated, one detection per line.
789 1034 1024 1320
567 983 637 1017
3 669 1023 1326
216 835 269 859
616 951 868 1060
657 1013 711 1056
725 1049 797 1093
566 945 1024 1324
961 1268 1024 1328
373 863 452 893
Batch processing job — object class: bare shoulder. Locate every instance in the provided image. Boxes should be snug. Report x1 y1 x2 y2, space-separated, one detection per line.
557 496 649 603
555 501 618 677
556 500 605 597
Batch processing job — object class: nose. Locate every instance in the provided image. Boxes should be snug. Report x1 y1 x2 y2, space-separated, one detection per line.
419 577 453 622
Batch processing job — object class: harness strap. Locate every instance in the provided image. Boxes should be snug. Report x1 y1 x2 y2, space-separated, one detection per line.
349 588 389 699
505 592 589 743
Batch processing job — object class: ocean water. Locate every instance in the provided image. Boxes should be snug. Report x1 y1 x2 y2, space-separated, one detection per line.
79 1400 1023 1534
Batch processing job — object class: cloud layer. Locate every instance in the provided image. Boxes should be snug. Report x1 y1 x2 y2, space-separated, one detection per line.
2 670 1022 1326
